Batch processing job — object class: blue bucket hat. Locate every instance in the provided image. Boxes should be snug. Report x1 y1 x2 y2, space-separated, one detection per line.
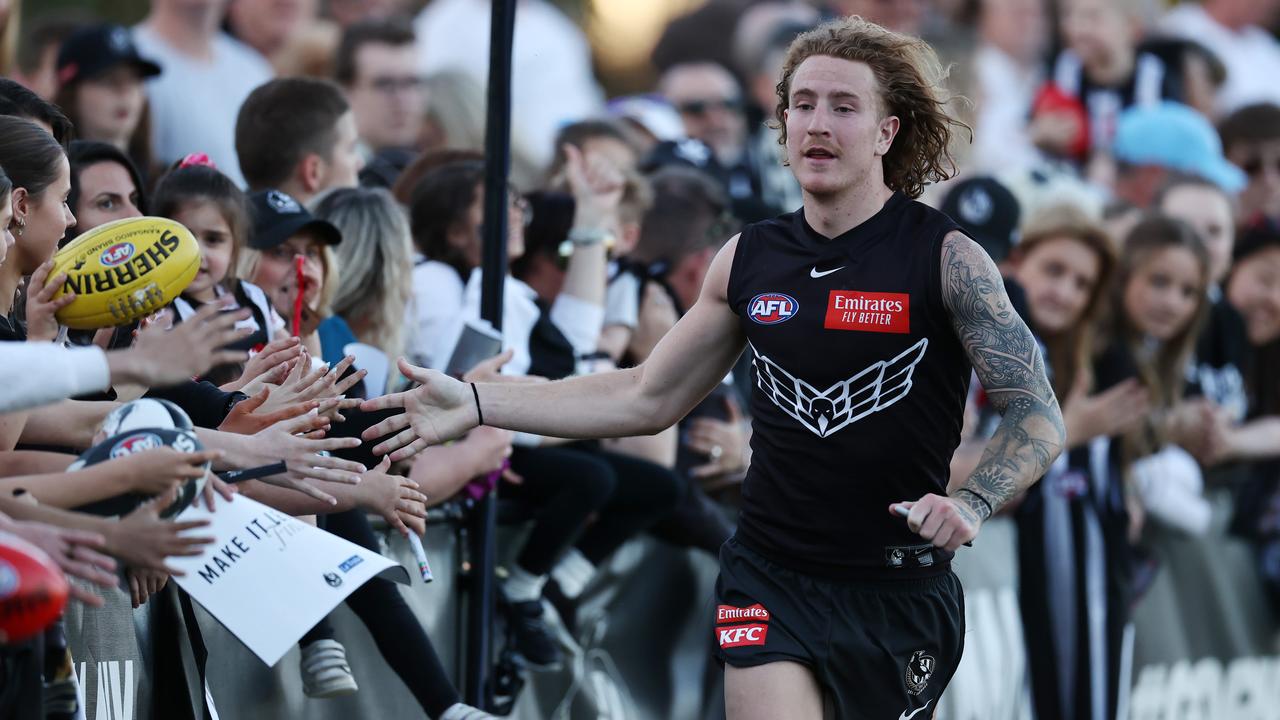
1112 101 1246 194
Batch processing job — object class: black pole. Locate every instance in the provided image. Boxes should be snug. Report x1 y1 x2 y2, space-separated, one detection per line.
467 0 516 709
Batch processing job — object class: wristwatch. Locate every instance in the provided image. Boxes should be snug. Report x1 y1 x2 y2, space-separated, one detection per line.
558 228 616 258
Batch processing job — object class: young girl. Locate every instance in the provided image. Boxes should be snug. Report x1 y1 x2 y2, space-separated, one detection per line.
151 161 292 387
1006 204 1136 720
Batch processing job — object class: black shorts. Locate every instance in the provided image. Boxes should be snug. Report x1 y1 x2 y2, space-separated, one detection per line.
714 537 965 719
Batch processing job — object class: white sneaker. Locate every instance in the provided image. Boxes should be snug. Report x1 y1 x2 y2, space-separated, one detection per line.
439 703 498 720
300 639 359 698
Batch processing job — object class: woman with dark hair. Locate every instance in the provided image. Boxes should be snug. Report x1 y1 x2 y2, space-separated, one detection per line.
54 24 159 181
0 115 76 343
65 140 145 242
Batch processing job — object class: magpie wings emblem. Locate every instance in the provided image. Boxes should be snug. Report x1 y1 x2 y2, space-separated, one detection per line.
752 338 928 437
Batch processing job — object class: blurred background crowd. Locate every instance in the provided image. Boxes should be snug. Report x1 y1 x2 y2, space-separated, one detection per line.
1 0 1279 718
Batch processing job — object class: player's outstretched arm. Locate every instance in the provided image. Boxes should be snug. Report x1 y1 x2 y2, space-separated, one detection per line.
362 237 748 461
895 232 1065 550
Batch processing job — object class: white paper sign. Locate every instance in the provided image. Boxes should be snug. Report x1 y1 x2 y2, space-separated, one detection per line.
169 495 409 666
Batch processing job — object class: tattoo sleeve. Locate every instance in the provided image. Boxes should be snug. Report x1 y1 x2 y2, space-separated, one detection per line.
941 232 1065 522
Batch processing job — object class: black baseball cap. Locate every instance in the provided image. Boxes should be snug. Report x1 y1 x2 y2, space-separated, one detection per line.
57 24 161 87
940 176 1021 263
248 190 342 250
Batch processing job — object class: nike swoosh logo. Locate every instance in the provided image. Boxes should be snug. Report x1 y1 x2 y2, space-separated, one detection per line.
899 699 933 720
810 266 844 278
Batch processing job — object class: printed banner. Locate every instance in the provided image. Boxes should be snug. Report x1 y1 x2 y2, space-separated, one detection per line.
169 495 408 666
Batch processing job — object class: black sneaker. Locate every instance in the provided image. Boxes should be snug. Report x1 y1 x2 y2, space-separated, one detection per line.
507 599 563 670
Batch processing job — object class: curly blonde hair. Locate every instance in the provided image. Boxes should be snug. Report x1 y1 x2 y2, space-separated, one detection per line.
774 17 968 198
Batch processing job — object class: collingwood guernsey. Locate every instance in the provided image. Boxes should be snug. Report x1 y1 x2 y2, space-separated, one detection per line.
728 191 972 578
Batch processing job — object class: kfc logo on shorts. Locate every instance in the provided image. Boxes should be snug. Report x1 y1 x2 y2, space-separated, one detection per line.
904 650 935 695
718 623 769 649
748 293 798 325
109 432 163 459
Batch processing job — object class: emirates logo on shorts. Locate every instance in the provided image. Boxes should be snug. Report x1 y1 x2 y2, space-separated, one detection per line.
905 650 935 695
716 603 771 649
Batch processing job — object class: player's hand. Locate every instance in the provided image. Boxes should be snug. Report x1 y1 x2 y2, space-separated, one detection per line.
360 358 478 462
889 494 981 552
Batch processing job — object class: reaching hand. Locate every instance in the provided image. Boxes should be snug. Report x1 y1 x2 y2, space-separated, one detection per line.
218 388 319 435
0 520 117 606
687 399 749 479
245 412 365 504
630 282 679 362
462 349 515 384
890 494 981 552
24 260 75 342
114 301 252 386
107 502 215 575
563 143 624 230
360 358 479 462
222 336 302 392
126 566 169 608
1062 377 1149 448
357 456 429 536
112 447 223 496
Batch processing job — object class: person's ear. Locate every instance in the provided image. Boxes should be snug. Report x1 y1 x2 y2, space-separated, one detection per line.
11 187 28 223
877 115 900 156
299 153 324 195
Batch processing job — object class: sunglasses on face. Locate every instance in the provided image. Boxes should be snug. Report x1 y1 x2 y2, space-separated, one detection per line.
367 76 425 94
676 98 743 116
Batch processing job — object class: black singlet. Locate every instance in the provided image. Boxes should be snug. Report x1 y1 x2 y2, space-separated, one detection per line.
727 192 972 579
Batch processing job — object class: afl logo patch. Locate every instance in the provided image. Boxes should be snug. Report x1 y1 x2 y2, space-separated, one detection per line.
109 432 163 459
99 242 134 267
748 293 798 325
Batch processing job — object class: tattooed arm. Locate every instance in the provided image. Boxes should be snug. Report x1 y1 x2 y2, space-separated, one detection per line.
892 232 1065 551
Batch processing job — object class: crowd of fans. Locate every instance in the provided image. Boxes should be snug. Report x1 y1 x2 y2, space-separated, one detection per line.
0 0 1278 718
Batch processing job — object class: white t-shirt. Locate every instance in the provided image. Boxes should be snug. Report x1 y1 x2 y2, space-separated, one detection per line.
406 256 603 376
1159 3 1280 114
414 0 603 168
132 26 273 186
972 44 1043 174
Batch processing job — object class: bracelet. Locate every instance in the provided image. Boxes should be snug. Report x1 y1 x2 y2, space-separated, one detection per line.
956 487 994 518
470 382 484 426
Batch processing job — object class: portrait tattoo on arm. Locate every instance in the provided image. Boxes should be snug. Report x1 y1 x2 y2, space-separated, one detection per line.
941 232 1065 522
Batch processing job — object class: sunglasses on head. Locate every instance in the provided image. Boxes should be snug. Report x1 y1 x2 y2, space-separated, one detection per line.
676 98 742 116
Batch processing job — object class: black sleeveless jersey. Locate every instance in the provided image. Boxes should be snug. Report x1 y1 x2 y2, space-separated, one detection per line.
727 192 972 579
